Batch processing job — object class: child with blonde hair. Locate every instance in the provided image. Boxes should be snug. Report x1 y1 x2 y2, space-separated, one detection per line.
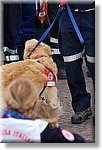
0 79 85 143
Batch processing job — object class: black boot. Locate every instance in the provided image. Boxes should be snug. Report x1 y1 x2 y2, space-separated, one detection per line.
71 107 92 124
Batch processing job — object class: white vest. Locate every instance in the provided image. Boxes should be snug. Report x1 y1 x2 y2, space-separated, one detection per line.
0 118 48 143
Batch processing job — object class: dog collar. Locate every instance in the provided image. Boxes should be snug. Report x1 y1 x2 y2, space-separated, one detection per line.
34 55 42 59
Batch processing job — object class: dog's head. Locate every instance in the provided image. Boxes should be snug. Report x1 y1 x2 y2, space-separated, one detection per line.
23 39 53 60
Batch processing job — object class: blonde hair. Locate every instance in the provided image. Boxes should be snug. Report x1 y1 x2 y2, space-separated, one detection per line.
4 79 40 119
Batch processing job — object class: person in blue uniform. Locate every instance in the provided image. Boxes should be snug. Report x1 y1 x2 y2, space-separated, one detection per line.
3 4 22 63
47 3 67 79
0 79 85 143
59 1 95 123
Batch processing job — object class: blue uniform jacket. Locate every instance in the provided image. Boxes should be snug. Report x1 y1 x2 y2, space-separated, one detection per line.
16 3 36 46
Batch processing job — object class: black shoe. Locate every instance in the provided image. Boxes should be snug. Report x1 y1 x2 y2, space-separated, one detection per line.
57 68 67 80
71 107 92 124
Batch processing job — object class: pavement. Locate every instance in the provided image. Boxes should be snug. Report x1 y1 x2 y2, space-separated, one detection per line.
56 62 95 143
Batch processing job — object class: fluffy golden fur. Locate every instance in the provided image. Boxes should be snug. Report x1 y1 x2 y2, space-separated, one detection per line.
0 39 61 126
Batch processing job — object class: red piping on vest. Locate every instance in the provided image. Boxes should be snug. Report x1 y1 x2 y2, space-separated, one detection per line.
44 67 56 87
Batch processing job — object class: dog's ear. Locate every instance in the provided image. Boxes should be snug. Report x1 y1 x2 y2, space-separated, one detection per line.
43 45 53 56
23 38 54 59
23 39 39 59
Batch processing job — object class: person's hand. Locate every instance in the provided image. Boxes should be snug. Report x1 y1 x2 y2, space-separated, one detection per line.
60 0 67 6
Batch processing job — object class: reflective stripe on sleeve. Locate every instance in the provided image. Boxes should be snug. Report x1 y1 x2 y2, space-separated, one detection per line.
63 52 83 62
86 55 95 63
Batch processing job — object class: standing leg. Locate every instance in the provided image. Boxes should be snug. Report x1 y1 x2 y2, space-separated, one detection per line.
59 9 92 123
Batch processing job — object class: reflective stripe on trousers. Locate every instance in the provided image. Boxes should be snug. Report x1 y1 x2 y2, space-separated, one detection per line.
63 52 83 62
63 53 95 63
50 37 58 44
50 37 60 54
86 55 95 63
52 48 61 54
3 47 17 54
5 55 19 61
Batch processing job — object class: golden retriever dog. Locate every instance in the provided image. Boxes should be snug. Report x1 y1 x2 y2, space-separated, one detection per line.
0 39 61 126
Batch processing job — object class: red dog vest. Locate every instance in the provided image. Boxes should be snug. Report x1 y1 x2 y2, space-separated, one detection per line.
34 55 56 87
44 68 56 87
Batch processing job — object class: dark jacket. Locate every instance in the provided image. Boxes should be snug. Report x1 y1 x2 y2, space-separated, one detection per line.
41 124 85 143
16 3 36 46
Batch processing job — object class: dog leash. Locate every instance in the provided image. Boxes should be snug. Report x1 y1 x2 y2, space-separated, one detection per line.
27 5 62 58
27 3 85 58
66 3 85 45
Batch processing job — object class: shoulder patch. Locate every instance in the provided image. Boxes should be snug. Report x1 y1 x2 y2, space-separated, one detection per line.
61 129 75 142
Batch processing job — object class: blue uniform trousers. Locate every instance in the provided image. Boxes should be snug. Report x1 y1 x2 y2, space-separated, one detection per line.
59 3 95 112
